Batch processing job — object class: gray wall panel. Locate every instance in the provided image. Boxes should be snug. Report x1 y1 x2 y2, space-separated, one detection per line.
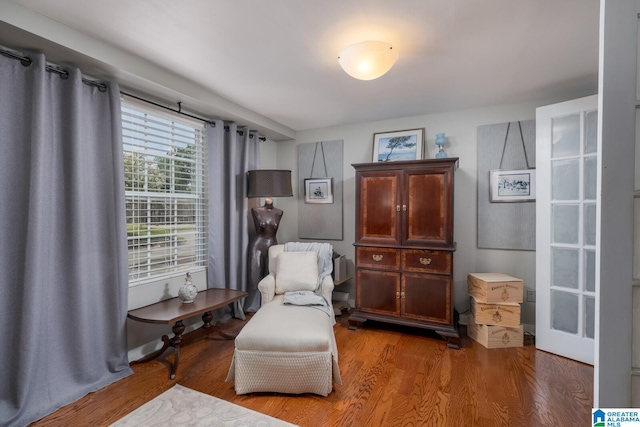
297 140 343 240
477 121 536 250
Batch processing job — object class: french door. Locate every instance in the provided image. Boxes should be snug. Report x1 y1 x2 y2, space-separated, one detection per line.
535 95 597 365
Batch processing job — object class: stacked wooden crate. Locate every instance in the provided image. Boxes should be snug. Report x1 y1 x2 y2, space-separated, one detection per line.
466 273 524 348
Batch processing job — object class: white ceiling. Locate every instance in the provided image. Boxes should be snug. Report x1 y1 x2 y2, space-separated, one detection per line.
4 0 599 136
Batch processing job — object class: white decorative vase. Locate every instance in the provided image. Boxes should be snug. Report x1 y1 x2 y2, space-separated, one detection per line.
178 272 197 303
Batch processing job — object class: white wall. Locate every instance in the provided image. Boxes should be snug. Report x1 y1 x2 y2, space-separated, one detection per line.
259 139 280 167
265 100 580 327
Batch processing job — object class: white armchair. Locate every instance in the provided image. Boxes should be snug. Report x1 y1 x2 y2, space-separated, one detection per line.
258 244 334 308
226 243 342 396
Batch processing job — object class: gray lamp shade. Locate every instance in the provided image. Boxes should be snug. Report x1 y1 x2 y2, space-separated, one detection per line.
247 170 293 198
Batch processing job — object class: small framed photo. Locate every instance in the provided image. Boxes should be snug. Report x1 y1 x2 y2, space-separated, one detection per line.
490 169 536 202
373 128 424 162
304 178 334 204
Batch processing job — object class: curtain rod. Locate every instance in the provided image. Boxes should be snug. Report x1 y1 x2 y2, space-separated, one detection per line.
121 91 217 128
121 92 266 140
1 45 267 141
122 92 266 140
0 46 107 92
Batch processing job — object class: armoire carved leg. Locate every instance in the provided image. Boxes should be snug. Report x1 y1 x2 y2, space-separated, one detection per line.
437 331 461 349
347 316 366 331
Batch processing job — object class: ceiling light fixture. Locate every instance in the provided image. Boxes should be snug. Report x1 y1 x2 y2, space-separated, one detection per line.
337 41 398 81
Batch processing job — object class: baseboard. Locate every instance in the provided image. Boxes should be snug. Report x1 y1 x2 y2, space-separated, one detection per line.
522 323 535 336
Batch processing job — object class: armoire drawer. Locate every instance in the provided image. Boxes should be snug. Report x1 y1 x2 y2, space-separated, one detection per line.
356 246 400 270
401 249 451 274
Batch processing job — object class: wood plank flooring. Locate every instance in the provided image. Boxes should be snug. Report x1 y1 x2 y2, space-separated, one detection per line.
32 313 593 427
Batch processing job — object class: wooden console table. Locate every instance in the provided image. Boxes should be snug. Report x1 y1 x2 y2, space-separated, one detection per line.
127 288 247 379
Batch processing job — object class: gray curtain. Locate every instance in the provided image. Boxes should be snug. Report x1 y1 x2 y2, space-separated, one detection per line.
0 52 132 426
207 121 260 318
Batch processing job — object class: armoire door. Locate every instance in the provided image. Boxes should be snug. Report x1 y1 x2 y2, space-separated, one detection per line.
355 269 400 316
402 166 454 248
355 170 402 246
402 273 451 323
536 94 597 365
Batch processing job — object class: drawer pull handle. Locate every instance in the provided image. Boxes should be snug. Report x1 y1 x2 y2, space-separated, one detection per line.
401 292 405 298
396 292 400 299
396 205 401 212
420 257 432 265
372 254 384 262
403 205 407 211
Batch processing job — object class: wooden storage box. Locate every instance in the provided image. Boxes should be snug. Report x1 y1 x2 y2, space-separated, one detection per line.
470 295 521 327
467 314 523 348
467 273 523 303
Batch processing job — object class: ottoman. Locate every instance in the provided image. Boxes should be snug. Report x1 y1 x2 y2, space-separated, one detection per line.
226 295 341 396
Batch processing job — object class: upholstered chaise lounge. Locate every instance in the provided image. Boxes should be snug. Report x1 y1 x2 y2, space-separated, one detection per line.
226 243 342 396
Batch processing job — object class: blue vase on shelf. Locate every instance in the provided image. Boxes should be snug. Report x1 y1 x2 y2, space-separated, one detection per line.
435 133 448 158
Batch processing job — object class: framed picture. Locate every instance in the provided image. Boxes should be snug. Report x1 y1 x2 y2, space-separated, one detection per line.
372 128 424 162
304 177 334 204
489 169 536 202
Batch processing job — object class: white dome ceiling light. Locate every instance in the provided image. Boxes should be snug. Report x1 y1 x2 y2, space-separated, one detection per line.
337 41 398 81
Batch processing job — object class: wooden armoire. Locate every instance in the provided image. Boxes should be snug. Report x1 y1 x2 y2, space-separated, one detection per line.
348 158 460 348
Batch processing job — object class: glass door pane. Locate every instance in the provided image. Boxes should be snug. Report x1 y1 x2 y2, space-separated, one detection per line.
550 110 597 340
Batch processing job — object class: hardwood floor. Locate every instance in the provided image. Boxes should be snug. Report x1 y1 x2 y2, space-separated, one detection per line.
32 313 593 427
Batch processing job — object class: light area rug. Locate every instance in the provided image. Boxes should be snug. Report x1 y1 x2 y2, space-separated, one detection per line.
110 384 297 427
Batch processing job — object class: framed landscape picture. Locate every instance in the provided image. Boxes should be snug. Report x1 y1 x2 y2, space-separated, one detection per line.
489 169 536 202
372 128 424 162
304 177 334 204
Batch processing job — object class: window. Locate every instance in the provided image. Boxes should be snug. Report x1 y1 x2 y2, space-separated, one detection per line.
121 96 207 285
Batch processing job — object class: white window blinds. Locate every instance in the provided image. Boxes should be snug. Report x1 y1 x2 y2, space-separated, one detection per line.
121 96 208 285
